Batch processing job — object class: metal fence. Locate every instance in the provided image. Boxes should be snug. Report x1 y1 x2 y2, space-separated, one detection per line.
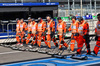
58 9 100 17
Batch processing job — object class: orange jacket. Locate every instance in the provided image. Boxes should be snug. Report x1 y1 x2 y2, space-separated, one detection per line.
46 20 55 34
68 21 79 33
16 22 20 32
20 22 27 32
57 21 66 35
26 22 33 32
83 21 89 35
51 20 55 32
78 20 89 35
95 21 100 36
37 20 46 33
31 22 37 34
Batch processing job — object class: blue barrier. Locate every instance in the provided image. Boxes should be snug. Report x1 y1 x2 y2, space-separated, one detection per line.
0 32 16 39
85 15 93 20
0 2 59 7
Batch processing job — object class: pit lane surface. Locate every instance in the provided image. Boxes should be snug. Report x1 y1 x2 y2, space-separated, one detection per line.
0 40 100 66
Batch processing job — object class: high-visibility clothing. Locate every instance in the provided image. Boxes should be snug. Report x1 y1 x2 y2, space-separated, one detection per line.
51 20 55 32
95 21 100 36
68 21 79 51
37 22 43 32
20 22 27 32
58 35 68 49
16 23 20 33
47 34 51 48
16 23 21 43
50 20 58 47
42 21 47 45
94 37 100 55
77 35 91 54
46 20 58 48
57 21 66 35
27 22 32 32
57 21 68 49
46 20 52 34
83 21 89 35
31 22 37 45
78 20 89 35
77 20 91 54
70 33 78 51
26 22 37 45
37 21 46 32
46 20 52 48
37 21 47 47
68 21 79 33
94 21 100 55
31 22 37 34
19 22 27 43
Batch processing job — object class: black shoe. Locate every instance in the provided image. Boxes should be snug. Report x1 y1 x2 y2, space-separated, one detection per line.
76 52 80 55
34 43 37 46
87 52 91 55
31 44 33 46
55 43 58 47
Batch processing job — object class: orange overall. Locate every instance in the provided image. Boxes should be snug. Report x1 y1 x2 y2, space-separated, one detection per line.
19 22 27 44
26 22 33 44
50 20 58 47
31 22 37 45
16 20 20 43
68 21 79 51
57 21 68 49
37 21 47 47
42 21 47 45
77 20 90 54
46 20 58 48
94 21 100 55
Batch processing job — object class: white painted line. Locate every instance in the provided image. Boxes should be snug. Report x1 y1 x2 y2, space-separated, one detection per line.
0 51 22 55
2 58 54 66
78 62 100 66
0 35 16 38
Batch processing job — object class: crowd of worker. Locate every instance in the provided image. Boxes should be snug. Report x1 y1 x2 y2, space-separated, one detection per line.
16 14 100 56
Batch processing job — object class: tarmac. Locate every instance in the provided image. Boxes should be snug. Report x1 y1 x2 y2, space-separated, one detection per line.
0 38 97 65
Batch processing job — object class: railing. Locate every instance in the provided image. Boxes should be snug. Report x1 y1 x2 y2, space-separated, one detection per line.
58 9 99 17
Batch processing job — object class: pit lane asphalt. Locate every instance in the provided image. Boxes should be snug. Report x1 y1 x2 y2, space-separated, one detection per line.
0 40 97 65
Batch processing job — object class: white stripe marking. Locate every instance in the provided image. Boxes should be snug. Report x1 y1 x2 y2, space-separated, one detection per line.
0 51 22 55
78 62 100 66
2 58 54 66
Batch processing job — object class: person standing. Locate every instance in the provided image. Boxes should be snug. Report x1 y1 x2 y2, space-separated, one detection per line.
77 17 91 55
57 17 68 50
